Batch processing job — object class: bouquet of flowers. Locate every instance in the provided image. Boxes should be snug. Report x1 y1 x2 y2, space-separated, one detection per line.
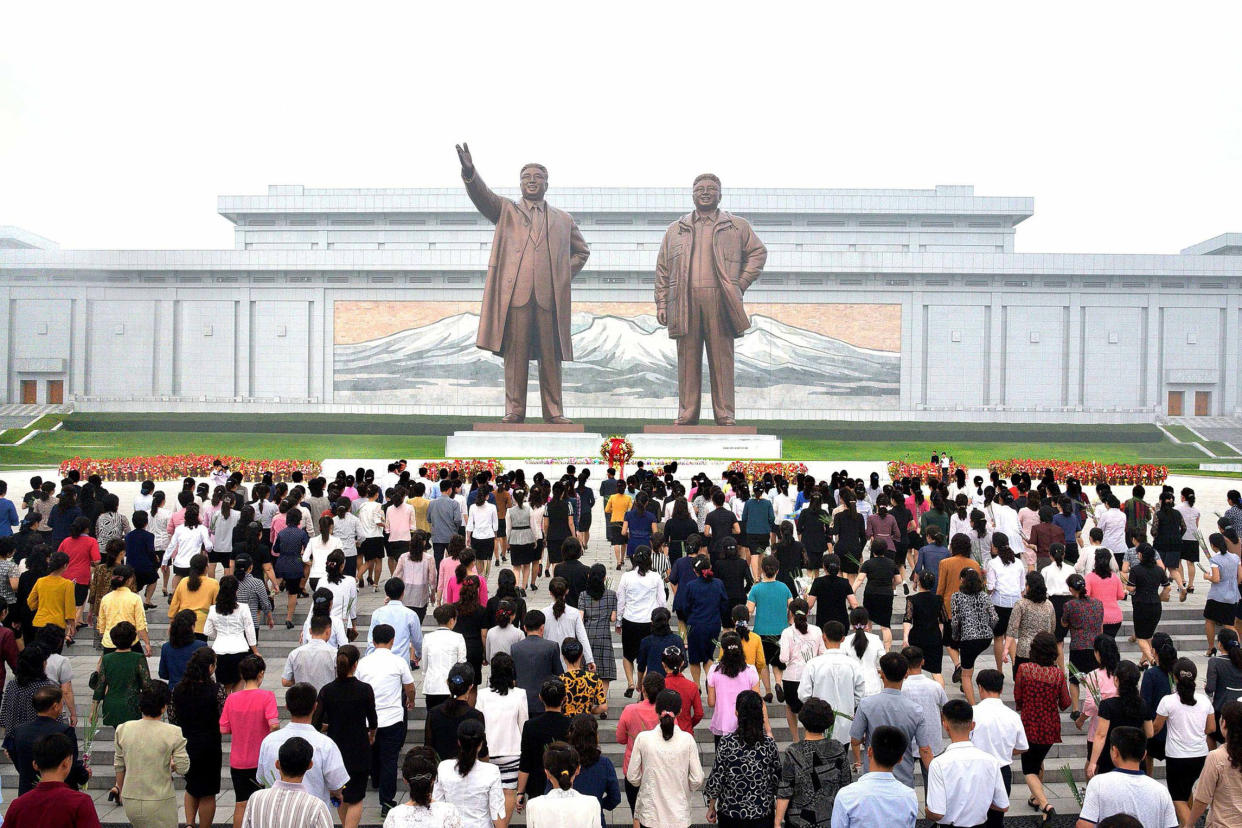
79 706 101 790
423 459 505 479
725 461 808 483
59 454 320 482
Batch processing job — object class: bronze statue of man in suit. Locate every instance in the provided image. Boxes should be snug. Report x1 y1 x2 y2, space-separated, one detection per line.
655 174 767 426
456 143 589 423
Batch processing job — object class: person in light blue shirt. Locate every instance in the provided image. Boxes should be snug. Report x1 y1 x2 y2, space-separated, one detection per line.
0 481 18 537
831 724 918 828
366 577 424 665
913 529 950 589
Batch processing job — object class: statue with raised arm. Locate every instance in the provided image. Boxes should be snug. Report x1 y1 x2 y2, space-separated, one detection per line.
654 173 767 426
456 142 590 424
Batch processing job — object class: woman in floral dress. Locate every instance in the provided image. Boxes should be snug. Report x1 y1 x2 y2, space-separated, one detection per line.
578 563 617 705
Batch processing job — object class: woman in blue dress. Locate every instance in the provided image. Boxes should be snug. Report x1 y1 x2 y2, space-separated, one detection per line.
623 492 656 560
673 556 730 686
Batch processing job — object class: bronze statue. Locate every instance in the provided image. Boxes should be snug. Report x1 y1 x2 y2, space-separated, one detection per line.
655 174 767 425
456 143 589 423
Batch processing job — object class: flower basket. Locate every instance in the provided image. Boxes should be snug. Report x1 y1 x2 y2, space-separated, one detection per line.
600 436 635 475
59 454 321 483
986 459 1167 486
725 461 808 483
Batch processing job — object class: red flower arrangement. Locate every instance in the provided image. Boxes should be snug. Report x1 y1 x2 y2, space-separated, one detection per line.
726 461 809 483
422 459 505 480
59 454 321 483
886 460 968 484
986 459 1168 486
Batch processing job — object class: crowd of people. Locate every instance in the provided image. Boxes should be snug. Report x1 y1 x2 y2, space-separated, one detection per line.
1 459 1242 828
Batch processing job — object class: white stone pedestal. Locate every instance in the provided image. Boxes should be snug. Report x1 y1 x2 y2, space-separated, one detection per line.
626 432 782 459
445 430 605 458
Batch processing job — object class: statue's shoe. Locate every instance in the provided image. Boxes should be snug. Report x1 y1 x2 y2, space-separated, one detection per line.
546 416 574 425
500 414 525 424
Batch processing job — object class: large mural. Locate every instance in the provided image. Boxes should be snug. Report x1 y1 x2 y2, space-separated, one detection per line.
333 302 902 412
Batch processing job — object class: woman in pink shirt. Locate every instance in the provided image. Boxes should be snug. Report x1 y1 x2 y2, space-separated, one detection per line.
616 672 664 814
442 548 489 606
706 630 763 738
437 536 465 605
385 489 415 576
218 654 278 826
57 517 101 622
1084 550 1126 637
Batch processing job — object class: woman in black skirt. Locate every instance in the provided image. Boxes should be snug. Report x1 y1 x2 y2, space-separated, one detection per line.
172 647 224 828
1151 491 1188 597
796 494 830 574
313 644 377 828
831 493 867 586
857 539 901 649
1126 543 1172 667
903 570 945 681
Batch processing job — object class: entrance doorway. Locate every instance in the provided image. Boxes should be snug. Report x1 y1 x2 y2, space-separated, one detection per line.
19 380 36 404
1167 390 1184 416
1195 391 1211 416
47 380 63 404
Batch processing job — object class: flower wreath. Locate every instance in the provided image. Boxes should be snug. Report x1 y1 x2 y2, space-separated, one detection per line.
599 435 635 474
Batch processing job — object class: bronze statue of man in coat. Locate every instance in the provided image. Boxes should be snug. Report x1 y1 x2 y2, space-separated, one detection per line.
456 143 589 423
654 174 767 426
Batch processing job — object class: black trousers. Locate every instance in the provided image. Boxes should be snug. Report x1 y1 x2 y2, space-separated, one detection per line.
433 542 448 569
371 717 407 805
985 766 1011 828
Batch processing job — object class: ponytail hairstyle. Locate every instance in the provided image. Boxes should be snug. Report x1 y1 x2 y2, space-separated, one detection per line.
716 630 746 678
634 548 652 577
325 549 346 585
567 713 602 765
445 534 465 562
219 491 233 519
654 689 683 741
310 587 333 621
455 548 476 583
1173 657 1199 706
586 563 608 600
1181 487 1196 508
694 556 714 581
110 564 135 591
316 514 332 543
994 533 1016 566
409 531 427 563
183 503 201 529
542 741 580 791
849 607 871 658
1115 660 1146 720
455 717 486 777
735 689 765 747
823 553 841 576
549 577 569 620
789 597 810 635
488 652 515 694
955 493 969 521
1094 634 1121 678
1152 633 1178 674
457 575 481 616
215 574 240 615
335 644 360 681
401 746 439 808
446 662 476 708
1218 627 1242 671
875 495 889 519
843 492 857 516
1050 542 1065 567
1137 543 1158 568
778 520 795 546
732 604 751 641
334 498 351 520
187 553 208 591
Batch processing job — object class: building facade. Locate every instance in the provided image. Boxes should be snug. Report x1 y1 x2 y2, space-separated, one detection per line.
1 186 1238 422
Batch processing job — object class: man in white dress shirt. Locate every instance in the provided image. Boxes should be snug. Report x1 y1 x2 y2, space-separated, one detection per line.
925 699 1008 828
798 621 865 719
969 670 1028 828
357 623 417 815
281 615 337 692
900 645 949 785
256 684 349 808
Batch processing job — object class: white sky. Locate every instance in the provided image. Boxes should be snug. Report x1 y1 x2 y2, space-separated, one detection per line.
1 1 1239 254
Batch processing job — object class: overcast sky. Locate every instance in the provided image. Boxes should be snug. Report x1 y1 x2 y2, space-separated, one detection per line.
2 2 1239 254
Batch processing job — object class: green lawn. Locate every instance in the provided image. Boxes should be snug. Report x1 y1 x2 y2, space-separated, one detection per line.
0 413 1211 469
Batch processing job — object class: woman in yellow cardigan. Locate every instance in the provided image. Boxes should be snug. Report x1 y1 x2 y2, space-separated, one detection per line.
168 554 218 637
97 565 150 655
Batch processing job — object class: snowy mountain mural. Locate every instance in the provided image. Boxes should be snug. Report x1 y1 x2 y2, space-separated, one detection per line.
334 310 900 411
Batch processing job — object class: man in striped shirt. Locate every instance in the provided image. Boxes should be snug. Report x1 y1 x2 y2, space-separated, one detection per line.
242 737 332 828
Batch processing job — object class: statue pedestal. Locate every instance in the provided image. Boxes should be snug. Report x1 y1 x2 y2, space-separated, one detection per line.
447 425 603 458
628 426 781 459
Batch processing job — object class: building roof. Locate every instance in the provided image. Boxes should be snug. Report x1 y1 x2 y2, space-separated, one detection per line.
1182 233 1242 255
0 226 58 250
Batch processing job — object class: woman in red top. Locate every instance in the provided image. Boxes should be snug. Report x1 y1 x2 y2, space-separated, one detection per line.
57 516 100 625
1014 631 1070 821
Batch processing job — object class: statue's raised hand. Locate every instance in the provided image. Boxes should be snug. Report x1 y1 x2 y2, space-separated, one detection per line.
455 142 474 177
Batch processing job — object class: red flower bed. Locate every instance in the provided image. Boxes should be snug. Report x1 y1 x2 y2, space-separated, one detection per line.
422 459 506 480
986 459 1167 486
59 454 321 483
726 461 808 483
887 460 968 484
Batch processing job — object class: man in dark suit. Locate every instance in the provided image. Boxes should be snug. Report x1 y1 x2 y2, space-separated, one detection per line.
509 610 564 715
4 686 87 794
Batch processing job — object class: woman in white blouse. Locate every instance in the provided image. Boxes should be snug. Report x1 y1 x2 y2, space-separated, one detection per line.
542 577 595 669
986 536 1027 669
626 689 704 828
302 515 343 591
319 549 359 635
845 606 886 696
615 550 668 697
432 718 505 828
165 504 213 593
466 485 499 578
473 652 527 823
203 575 258 692
525 742 602 828
149 491 174 599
